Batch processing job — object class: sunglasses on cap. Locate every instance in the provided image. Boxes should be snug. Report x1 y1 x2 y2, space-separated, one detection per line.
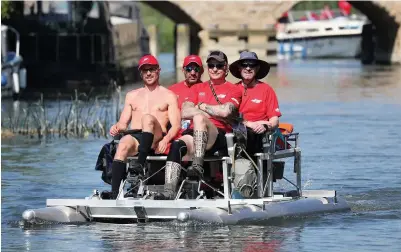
207 63 225 69
184 65 201 73
240 62 258 68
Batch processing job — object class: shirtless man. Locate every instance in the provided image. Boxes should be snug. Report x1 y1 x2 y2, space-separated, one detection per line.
154 55 204 200
109 54 181 199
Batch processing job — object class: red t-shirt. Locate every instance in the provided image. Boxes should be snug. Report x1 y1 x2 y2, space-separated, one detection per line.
187 81 242 132
168 81 201 138
237 81 282 121
168 81 195 109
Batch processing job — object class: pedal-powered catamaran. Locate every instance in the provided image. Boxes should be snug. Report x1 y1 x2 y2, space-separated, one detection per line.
22 124 350 224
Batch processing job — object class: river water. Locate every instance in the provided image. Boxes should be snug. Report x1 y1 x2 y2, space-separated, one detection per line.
2 54 401 251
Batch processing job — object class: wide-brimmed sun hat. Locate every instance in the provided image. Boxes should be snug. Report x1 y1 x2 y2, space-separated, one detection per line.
229 51 270 79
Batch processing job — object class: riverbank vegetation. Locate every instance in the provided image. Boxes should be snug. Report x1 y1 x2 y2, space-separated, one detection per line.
1 85 123 140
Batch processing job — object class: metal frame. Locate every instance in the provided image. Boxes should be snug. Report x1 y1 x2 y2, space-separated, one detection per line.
255 132 302 198
121 131 303 201
39 131 346 222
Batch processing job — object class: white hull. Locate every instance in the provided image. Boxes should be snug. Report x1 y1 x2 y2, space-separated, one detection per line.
22 190 350 224
277 35 362 58
276 11 368 59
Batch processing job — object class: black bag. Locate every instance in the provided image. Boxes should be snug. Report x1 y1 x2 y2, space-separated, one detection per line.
95 140 117 185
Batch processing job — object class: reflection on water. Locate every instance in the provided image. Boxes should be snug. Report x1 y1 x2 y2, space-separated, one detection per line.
2 55 401 251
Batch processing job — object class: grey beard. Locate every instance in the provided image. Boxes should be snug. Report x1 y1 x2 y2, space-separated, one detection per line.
164 161 181 195
193 130 208 167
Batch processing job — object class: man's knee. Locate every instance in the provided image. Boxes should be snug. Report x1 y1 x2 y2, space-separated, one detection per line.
167 139 188 163
193 114 208 126
116 136 136 155
141 114 157 128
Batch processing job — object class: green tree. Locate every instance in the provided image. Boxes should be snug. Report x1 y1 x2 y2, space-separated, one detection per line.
1 0 14 20
139 2 175 53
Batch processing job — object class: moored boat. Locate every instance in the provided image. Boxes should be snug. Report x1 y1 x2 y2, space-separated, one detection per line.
276 8 369 59
1 25 27 100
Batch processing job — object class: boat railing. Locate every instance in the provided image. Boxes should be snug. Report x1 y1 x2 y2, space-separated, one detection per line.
1 25 21 64
124 129 302 201
287 9 365 23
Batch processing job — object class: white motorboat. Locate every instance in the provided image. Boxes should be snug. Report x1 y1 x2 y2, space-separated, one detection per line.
1 25 27 99
276 9 369 59
22 125 351 225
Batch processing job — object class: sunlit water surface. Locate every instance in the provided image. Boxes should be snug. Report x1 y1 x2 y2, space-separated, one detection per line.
2 55 401 251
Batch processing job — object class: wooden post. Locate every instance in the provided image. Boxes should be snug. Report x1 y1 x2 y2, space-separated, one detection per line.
175 23 190 69
148 25 159 58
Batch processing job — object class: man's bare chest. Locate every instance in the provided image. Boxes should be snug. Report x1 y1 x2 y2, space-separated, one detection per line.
130 97 168 113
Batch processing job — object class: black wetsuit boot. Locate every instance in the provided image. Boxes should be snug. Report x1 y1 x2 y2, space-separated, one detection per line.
129 132 154 178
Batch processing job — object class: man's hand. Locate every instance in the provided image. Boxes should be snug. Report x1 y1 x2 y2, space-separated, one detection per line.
109 123 127 136
109 124 119 136
246 121 267 134
155 137 169 154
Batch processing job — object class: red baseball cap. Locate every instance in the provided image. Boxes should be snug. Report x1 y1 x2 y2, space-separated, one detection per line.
138 54 159 69
183 55 203 68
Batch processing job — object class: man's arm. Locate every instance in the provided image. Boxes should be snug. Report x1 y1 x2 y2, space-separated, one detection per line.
198 84 242 121
199 102 239 119
181 101 210 119
163 93 182 142
247 116 279 131
116 92 133 131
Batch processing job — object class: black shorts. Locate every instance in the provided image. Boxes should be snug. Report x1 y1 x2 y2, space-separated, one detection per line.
129 130 167 145
182 128 228 156
245 127 264 156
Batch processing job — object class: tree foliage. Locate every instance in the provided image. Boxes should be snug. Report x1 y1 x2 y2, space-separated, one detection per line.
1 0 14 20
139 2 175 53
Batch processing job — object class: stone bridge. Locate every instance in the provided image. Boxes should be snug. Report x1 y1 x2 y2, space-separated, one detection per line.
144 0 401 65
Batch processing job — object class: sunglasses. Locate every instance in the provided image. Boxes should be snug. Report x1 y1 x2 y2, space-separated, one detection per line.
184 66 201 73
207 63 225 69
141 67 158 73
240 62 258 68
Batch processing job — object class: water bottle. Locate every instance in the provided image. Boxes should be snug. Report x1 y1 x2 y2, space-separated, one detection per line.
225 133 234 156
181 120 190 130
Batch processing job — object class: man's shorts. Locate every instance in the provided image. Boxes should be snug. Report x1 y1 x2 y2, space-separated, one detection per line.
128 130 167 145
127 130 168 155
182 127 228 156
245 127 264 156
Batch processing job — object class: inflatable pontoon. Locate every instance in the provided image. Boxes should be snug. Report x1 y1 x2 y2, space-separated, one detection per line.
22 126 350 224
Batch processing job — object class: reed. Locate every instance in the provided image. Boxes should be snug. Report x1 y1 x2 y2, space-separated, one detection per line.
1 84 123 140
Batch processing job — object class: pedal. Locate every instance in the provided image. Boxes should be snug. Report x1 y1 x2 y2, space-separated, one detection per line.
183 180 200 199
126 172 139 184
137 184 145 197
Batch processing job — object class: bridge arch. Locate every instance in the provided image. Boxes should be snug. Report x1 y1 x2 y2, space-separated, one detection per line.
140 1 202 56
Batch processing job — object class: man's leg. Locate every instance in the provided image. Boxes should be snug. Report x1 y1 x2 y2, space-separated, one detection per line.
187 114 219 178
132 114 164 173
111 135 140 198
154 136 193 200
